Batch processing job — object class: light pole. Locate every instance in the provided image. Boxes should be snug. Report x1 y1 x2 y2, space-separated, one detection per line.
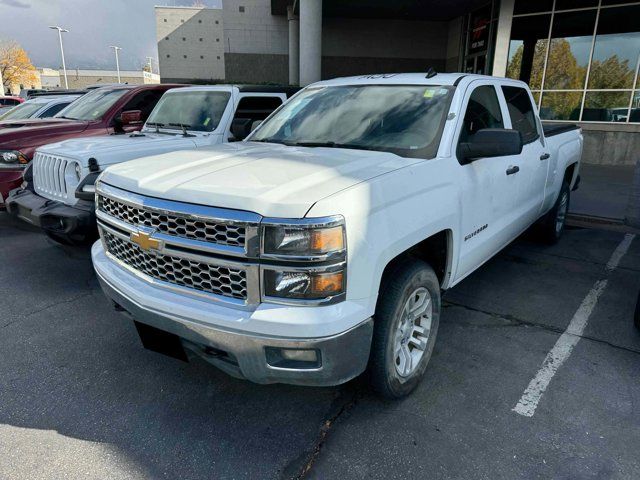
49 26 69 89
109 45 122 83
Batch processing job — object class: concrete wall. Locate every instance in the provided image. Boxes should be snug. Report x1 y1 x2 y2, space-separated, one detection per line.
156 6 225 82
580 124 640 166
222 0 288 83
321 17 450 78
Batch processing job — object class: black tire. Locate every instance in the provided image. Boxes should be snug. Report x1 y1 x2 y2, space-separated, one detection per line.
368 258 441 399
538 180 570 245
634 291 640 331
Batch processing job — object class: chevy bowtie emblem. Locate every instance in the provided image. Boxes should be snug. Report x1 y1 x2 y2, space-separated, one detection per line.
131 229 161 252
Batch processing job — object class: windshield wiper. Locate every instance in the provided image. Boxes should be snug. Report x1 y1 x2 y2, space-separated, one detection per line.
251 138 296 146
168 123 196 137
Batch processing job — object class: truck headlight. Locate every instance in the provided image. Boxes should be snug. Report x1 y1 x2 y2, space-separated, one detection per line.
0 150 28 168
262 217 346 260
263 268 345 301
260 216 347 305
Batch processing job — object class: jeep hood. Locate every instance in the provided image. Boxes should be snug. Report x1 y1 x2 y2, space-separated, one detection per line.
100 142 414 218
38 132 204 167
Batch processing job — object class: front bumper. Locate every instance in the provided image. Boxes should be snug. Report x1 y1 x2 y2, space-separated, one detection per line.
6 188 95 238
0 170 23 209
93 242 373 386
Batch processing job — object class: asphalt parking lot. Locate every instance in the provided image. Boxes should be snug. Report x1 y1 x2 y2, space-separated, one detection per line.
1 212 639 480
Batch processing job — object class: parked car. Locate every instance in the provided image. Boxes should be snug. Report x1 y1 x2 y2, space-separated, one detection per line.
0 95 24 112
6 85 297 244
0 84 181 209
0 95 81 122
90 73 582 398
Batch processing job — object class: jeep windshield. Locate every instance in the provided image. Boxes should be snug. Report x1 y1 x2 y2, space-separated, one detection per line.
146 91 231 132
55 88 129 121
249 84 455 159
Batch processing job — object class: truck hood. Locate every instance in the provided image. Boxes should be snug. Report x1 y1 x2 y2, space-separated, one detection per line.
100 142 415 218
38 131 206 167
0 117 85 130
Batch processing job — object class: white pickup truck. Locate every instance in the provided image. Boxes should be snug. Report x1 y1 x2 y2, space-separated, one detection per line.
91 73 582 398
7 85 296 244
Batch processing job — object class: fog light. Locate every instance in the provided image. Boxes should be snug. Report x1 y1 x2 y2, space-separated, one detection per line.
265 347 321 369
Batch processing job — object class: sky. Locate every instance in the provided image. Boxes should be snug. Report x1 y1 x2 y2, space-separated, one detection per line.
0 0 221 71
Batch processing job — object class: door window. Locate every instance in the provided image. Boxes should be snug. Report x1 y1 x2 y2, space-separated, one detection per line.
501 86 539 144
459 85 504 144
120 89 166 122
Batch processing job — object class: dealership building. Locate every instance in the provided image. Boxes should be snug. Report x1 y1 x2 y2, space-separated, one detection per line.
156 0 640 166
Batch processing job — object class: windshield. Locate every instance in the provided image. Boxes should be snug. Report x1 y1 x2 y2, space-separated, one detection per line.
249 85 455 158
146 91 231 132
0 101 43 120
55 88 129 121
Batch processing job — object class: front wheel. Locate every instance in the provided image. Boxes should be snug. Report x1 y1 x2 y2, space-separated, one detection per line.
368 259 441 399
538 180 570 244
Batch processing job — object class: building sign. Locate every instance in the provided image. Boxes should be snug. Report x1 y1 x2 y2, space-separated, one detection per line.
468 6 491 55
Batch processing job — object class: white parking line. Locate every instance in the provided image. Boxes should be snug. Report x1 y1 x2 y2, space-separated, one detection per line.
512 233 636 418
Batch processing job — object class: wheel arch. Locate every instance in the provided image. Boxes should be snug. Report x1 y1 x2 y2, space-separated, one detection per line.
378 229 454 296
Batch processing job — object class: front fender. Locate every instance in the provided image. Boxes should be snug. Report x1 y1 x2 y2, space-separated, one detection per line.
306 163 459 319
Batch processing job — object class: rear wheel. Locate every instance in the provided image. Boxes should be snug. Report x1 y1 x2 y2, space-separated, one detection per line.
538 180 570 244
368 259 440 399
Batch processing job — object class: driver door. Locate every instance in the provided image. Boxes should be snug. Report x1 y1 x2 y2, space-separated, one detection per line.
453 82 523 281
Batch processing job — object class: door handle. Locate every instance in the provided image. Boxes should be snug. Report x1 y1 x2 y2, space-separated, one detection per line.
506 166 520 175
540 153 550 160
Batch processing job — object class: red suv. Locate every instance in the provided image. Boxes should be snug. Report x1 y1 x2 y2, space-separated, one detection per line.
0 84 182 208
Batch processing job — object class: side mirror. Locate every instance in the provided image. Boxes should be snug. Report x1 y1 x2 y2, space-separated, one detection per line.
120 110 142 125
250 120 262 133
230 118 252 141
458 128 523 163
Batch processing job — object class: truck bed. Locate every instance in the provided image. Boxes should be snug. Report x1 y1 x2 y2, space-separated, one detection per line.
542 123 580 138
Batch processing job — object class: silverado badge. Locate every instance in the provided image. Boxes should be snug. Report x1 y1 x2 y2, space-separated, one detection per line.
131 229 161 252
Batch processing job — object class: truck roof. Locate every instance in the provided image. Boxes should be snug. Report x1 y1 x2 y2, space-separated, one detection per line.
313 73 527 88
163 84 299 96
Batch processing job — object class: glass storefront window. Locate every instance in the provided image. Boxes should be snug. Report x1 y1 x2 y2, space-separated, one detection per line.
555 0 598 10
507 3 640 123
513 0 553 15
583 91 632 122
543 10 597 90
588 5 640 90
540 91 582 120
507 15 551 90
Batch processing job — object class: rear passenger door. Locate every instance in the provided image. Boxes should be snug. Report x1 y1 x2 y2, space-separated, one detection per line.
500 85 549 224
454 82 523 280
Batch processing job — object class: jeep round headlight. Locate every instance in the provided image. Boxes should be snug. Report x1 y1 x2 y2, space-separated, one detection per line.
262 217 346 260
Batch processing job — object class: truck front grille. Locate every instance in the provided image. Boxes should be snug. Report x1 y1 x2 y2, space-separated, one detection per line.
103 231 248 300
98 195 246 248
33 153 73 201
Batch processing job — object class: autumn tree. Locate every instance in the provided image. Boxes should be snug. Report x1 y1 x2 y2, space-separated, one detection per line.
0 40 37 92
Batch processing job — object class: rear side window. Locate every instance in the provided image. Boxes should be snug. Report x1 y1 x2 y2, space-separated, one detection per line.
501 86 539 144
235 96 283 122
40 102 70 118
459 85 504 143
121 89 167 122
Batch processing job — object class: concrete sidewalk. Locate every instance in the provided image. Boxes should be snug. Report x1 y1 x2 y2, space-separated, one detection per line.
570 163 639 227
